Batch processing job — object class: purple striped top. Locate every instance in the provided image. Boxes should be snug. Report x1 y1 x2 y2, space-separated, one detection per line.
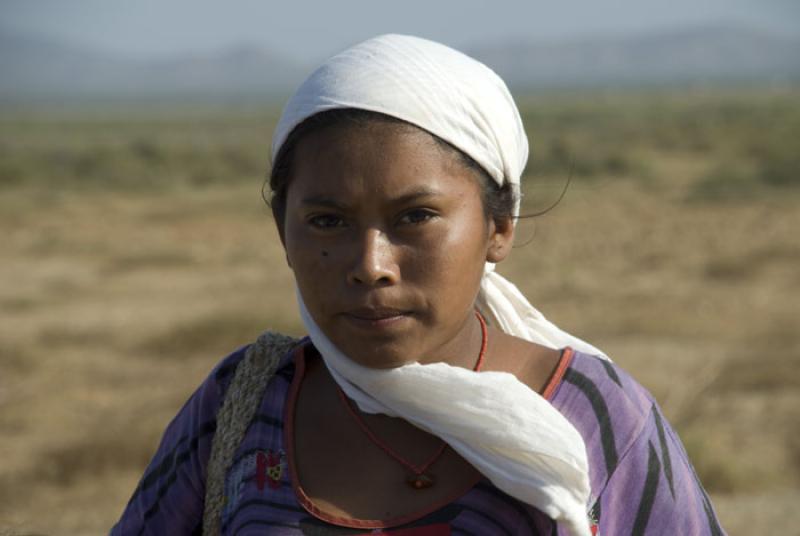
112 341 725 535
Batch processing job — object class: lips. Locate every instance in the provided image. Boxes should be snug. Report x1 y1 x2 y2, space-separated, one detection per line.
341 306 413 330
345 307 410 320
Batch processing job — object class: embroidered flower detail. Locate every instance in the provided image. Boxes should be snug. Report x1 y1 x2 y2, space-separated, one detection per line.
256 449 286 490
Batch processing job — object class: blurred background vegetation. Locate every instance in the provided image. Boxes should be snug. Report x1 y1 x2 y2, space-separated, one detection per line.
3 90 798 197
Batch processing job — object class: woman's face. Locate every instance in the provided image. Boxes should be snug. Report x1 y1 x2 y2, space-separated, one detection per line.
281 121 513 368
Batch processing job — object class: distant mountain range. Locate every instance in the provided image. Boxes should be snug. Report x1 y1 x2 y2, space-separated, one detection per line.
1 24 798 101
469 25 800 89
0 31 304 100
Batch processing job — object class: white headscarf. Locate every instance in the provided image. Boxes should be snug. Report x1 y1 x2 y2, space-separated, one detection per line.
273 34 607 536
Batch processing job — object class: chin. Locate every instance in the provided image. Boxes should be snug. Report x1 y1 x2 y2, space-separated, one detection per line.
318 314 424 368
335 338 419 369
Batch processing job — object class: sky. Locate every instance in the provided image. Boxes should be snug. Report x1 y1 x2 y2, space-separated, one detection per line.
2 0 798 64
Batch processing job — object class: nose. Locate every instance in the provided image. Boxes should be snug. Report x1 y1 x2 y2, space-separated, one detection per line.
347 228 399 286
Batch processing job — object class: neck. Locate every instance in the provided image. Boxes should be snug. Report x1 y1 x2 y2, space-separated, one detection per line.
415 310 485 369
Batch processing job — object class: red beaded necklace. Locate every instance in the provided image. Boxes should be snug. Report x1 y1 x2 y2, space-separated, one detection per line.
337 311 488 490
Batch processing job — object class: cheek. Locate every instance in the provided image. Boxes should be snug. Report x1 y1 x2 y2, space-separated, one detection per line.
409 218 489 295
284 231 335 304
440 202 490 264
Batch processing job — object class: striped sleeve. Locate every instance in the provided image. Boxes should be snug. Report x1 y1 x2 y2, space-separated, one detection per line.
592 402 726 535
110 346 249 536
552 353 726 535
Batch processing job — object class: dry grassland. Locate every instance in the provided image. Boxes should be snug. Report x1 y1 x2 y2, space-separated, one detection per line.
0 90 798 534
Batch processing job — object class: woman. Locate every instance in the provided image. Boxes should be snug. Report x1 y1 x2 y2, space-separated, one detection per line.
113 35 725 535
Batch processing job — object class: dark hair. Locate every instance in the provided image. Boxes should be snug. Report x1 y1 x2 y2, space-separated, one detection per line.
266 108 517 229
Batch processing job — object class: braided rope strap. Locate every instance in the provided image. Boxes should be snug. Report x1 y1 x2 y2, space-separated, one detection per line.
203 331 300 535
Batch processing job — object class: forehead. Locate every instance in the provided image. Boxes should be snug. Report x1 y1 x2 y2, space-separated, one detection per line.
288 120 480 201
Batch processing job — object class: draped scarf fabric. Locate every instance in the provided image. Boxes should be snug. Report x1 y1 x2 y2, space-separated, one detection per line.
273 34 608 536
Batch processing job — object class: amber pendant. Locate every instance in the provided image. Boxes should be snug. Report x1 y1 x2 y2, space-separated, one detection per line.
407 473 435 489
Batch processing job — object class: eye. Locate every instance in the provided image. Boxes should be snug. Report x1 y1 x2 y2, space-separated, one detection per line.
308 214 346 229
397 209 437 225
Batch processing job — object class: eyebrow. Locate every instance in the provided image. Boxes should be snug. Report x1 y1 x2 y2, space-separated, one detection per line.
299 187 444 209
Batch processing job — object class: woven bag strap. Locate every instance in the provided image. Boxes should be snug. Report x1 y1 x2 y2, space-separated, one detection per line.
202 331 300 535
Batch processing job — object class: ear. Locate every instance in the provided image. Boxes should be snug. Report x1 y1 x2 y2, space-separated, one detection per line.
486 216 514 263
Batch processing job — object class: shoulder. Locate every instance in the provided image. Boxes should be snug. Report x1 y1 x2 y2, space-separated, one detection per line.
548 350 659 496
551 351 726 534
111 336 304 535
209 344 251 395
555 350 656 422
208 333 305 401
